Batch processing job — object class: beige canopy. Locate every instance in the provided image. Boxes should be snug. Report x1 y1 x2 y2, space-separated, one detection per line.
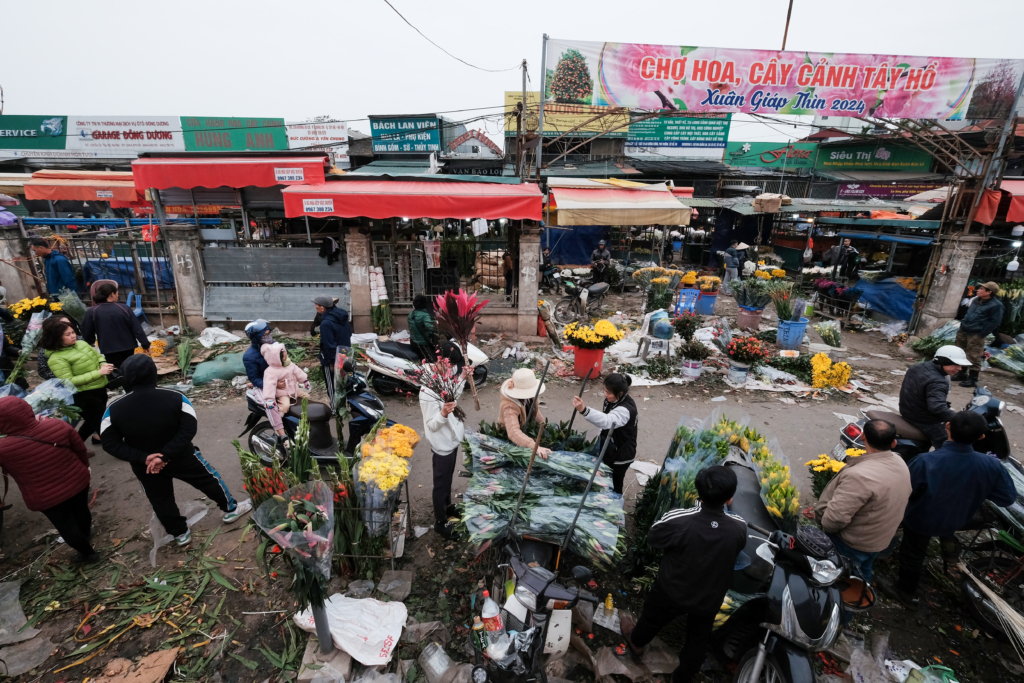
547 179 691 226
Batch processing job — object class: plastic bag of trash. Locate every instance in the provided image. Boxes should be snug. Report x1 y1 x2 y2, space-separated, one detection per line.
150 500 207 566
989 345 1024 380
880 320 908 341
294 593 407 666
192 352 247 385
196 327 242 348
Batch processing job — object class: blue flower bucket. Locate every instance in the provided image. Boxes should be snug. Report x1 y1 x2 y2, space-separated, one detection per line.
695 293 717 315
777 317 810 351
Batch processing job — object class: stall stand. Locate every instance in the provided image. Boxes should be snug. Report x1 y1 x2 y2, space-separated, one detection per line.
281 178 544 335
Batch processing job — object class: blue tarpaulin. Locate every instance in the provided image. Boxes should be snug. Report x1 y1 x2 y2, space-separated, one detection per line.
543 226 609 265
851 278 917 321
83 257 175 290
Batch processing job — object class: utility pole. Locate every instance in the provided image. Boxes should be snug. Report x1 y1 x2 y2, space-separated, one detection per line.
520 59 528 179
781 0 794 50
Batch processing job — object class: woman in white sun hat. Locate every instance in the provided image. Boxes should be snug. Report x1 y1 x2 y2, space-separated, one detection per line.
498 368 551 458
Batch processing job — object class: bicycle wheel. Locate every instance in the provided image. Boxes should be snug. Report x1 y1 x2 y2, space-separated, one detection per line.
961 553 1024 642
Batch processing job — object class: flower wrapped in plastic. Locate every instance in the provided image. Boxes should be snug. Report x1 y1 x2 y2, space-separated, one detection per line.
253 481 335 580
463 500 510 555
355 455 408 536
463 432 614 488
23 378 80 421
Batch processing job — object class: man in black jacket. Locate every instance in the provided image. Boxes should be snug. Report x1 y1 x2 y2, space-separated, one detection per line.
100 355 250 546
899 345 969 449
954 282 1004 387
622 466 747 683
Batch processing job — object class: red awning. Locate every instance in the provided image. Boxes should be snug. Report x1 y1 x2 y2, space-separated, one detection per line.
24 170 144 203
132 155 328 190
281 180 543 220
1003 180 1024 223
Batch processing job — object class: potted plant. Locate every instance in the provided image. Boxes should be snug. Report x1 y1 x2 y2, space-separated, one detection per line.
733 279 773 330
678 339 711 380
563 320 625 377
670 311 700 342
725 335 769 383
696 276 721 315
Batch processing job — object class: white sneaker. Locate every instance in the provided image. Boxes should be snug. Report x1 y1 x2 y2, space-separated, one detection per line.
223 499 253 524
175 529 192 546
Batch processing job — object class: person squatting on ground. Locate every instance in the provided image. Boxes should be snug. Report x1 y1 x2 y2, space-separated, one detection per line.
813 419 911 582
498 368 551 459
953 281 1004 388
408 294 438 361
878 411 1016 610
40 316 113 445
100 354 251 546
261 342 311 437
572 372 638 494
0 396 98 563
899 344 969 449
243 319 285 435
312 296 352 406
419 342 473 541
621 466 747 683
81 281 150 371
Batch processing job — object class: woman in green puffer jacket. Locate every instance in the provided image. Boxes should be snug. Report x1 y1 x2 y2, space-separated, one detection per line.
40 317 114 444
408 295 438 361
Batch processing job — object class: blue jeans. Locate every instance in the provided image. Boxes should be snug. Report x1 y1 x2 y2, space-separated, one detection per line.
827 532 879 582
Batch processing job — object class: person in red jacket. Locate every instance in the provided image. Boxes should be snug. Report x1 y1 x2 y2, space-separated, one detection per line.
0 396 97 563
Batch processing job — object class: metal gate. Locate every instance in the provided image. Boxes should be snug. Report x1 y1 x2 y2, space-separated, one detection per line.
202 244 350 323
60 232 174 310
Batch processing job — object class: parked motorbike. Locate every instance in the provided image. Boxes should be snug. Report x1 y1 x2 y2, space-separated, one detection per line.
712 458 869 683
552 279 610 324
239 360 393 465
364 338 489 396
833 385 1010 463
475 534 599 682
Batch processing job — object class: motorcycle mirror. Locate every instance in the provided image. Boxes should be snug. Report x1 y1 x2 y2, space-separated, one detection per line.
571 566 593 583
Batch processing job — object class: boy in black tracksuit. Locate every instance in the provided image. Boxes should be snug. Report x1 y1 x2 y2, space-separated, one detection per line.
100 355 250 545
623 466 746 683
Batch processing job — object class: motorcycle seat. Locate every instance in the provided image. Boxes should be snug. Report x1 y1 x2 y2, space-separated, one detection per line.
292 401 332 422
377 341 421 362
864 411 929 442
587 282 610 296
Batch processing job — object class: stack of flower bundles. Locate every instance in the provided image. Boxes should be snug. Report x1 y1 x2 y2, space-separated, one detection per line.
355 420 419 535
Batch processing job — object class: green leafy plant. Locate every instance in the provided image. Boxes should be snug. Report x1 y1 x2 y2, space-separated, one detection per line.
678 339 712 362
767 353 813 383
177 339 194 377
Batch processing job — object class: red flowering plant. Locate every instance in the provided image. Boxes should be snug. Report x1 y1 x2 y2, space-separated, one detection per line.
671 311 700 342
726 336 770 366
400 356 467 422
434 289 488 410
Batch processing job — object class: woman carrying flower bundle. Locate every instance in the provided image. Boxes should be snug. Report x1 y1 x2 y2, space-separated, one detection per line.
40 316 113 445
418 342 472 540
498 368 551 459
571 373 637 494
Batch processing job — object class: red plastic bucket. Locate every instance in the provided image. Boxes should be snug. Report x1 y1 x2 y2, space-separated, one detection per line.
573 347 604 378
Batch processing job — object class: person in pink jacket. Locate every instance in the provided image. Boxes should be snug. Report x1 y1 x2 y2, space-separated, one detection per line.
261 342 310 437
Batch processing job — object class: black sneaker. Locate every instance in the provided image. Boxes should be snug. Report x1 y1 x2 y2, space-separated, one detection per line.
876 576 919 611
71 551 100 565
434 520 462 541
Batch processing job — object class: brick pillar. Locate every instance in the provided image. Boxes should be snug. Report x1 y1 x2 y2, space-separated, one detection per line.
0 225 42 302
517 224 542 336
163 224 206 331
344 227 373 334
917 234 985 335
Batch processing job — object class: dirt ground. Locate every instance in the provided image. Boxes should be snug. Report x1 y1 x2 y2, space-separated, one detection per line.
3 286 1024 682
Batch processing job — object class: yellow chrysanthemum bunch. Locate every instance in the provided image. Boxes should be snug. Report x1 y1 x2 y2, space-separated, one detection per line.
681 271 698 286
357 422 420 492
698 276 721 292
564 320 623 349
593 320 619 337
845 448 865 458
359 452 409 492
771 269 786 278
8 296 52 319
754 270 773 280
811 352 852 388
805 454 846 473
135 339 168 357
651 277 671 285
632 266 668 281
893 277 918 291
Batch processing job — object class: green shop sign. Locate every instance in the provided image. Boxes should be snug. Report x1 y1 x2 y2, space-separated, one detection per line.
0 115 67 149
181 116 288 151
814 143 932 172
369 116 441 154
627 113 731 148
724 141 817 168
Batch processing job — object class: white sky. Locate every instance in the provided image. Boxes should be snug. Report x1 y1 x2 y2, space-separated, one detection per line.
3 0 1023 144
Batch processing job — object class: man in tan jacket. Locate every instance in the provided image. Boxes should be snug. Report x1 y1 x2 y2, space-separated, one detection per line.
813 419 911 582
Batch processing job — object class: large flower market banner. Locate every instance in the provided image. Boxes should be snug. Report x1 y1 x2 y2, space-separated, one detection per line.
543 39 1024 120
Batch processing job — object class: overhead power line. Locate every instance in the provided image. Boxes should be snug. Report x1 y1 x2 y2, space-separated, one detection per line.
380 0 520 73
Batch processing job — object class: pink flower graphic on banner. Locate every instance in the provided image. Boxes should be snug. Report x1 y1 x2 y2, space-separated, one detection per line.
874 56 975 118
804 52 898 116
608 42 679 94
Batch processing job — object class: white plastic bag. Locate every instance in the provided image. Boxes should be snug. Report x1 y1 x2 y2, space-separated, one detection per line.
150 500 207 566
196 327 242 348
293 594 407 666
